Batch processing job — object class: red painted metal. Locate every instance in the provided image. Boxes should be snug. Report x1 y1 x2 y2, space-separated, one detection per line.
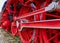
21 19 60 29
1 0 60 43
11 22 17 36
18 5 35 43
16 8 45 19
1 9 11 32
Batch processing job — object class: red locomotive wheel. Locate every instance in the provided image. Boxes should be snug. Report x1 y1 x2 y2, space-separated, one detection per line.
1 0 60 43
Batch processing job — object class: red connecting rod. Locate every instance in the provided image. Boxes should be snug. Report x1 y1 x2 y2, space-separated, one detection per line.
14 8 46 20
21 19 60 29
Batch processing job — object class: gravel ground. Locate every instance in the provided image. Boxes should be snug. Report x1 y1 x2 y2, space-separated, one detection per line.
0 28 20 43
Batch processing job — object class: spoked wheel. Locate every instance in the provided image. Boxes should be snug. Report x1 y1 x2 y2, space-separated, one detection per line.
18 28 35 43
